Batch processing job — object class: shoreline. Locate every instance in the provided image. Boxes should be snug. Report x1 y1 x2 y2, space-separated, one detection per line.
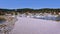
11 16 60 34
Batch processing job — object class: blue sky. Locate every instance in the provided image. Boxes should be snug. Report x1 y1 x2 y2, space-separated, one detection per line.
0 0 60 9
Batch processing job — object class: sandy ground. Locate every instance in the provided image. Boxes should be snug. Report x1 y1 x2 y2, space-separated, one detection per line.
11 16 60 34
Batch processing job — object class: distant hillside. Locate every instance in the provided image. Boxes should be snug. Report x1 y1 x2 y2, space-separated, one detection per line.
0 8 60 15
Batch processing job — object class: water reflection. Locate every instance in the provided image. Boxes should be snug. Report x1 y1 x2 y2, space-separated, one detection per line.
0 18 6 24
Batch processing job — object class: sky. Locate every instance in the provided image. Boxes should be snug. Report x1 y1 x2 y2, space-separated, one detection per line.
0 0 60 9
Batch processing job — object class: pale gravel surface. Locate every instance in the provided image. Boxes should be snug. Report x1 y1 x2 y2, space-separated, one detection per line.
11 16 60 34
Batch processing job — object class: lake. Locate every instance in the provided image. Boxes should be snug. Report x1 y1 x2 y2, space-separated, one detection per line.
33 15 60 21
0 19 6 23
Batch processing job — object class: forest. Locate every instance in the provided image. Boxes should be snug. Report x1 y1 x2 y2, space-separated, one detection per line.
0 8 60 15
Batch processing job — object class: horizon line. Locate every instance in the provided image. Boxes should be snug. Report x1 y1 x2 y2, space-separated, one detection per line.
0 8 60 9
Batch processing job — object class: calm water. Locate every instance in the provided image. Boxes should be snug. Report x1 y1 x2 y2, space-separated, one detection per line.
0 20 6 23
34 16 60 21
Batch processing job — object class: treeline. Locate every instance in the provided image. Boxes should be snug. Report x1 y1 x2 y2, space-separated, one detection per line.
17 8 60 14
0 8 60 15
0 8 16 15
